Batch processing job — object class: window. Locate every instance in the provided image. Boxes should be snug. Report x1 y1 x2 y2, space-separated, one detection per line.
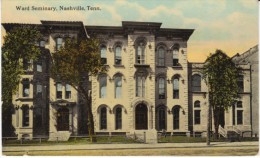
158 77 165 99
22 105 29 127
173 76 179 99
192 74 201 92
237 101 242 108
23 59 32 71
39 40 45 47
115 46 122 65
237 75 244 92
65 84 71 99
115 76 122 98
136 42 145 64
232 104 236 125
56 38 63 50
115 107 122 130
56 83 62 99
194 110 201 124
100 46 107 64
36 60 42 72
158 47 165 66
172 48 179 66
173 106 180 130
100 75 107 98
36 83 42 97
100 107 107 130
158 106 166 130
136 74 145 97
237 110 243 125
194 101 200 108
23 79 30 97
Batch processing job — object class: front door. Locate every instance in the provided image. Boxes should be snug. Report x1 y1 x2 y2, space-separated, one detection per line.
57 107 69 131
135 104 148 130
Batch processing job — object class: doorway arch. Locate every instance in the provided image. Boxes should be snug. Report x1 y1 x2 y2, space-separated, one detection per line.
135 103 148 130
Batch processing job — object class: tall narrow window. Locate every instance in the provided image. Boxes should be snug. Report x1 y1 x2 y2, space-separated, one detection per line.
136 42 145 64
172 48 179 66
65 84 71 99
23 79 30 97
56 83 62 99
158 47 165 66
115 46 122 65
56 38 63 50
100 107 107 130
100 75 107 98
100 46 107 64
22 105 29 127
173 106 180 130
115 107 122 130
158 77 165 99
36 60 42 72
237 75 244 92
36 83 42 98
158 106 166 130
173 76 179 99
115 76 122 98
136 74 145 97
237 110 243 125
192 74 201 92
194 101 201 125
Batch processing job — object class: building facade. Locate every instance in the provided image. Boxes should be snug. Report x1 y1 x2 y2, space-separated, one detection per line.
2 21 258 142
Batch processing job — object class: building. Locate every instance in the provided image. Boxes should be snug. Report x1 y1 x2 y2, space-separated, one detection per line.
2 21 258 142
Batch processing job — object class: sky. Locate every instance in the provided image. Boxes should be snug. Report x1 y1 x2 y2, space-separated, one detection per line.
1 0 259 62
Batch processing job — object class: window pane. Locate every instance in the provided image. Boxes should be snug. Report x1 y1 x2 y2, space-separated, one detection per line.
37 84 42 93
237 75 244 92
100 76 107 98
192 75 201 92
237 101 242 108
115 46 122 65
100 107 107 129
194 101 200 108
56 83 62 99
22 105 29 127
65 84 71 99
23 80 30 97
56 38 62 50
116 108 122 129
173 49 178 59
37 63 42 72
159 78 165 99
115 76 122 98
158 48 165 66
40 41 45 47
173 78 179 90
173 107 180 129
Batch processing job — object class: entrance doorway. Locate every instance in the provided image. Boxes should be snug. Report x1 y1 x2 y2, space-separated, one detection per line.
57 107 69 131
219 108 225 128
157 106 166 130
135 104 148 130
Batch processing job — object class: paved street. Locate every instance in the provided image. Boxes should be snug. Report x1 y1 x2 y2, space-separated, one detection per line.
2 141 259 156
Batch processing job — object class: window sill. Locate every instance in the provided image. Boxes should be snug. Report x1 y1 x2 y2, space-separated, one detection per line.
156 66 166 68
114 65 125 68
172 65 182 69
134 64 150 68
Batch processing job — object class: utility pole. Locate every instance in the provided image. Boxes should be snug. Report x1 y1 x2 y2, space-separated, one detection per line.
207 92 211 146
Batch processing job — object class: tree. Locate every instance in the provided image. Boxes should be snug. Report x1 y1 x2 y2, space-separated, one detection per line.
50 38 105 142
2 26 42 136
202 50 240 140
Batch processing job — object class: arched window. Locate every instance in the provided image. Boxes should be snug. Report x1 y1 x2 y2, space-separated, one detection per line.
173 106 180 130
136 73 145 97
22 105 29 127
115 107 122 130
115 46 122 65
172 48 179 66
56 37 63 50
173 76 179 99
136 42 145 64
237 75 244 92
100 107 107 130
99 75 107 98
158 47 165 66
157 106 166 130
115 76 122 98
192 74 201 92
100 45 107 64
158 77 165 99
194 101 201 124
22 79 30 97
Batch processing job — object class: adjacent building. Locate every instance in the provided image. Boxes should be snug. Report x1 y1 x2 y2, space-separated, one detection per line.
2 21 258 142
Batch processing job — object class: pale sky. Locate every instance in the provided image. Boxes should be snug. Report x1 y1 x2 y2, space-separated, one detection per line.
1 0 259 62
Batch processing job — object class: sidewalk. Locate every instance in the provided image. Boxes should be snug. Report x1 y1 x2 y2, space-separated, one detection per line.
3 141 259 152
